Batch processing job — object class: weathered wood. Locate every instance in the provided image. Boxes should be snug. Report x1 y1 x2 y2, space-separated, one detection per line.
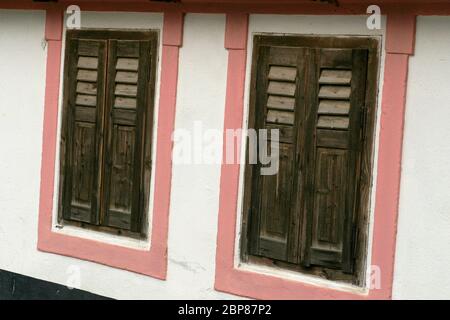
59 30 158 237
246 45 304 265
318 100 350 115
103 39 155 233
317 116 349 129
268 66 297 82
75 106 96 123
112 109 137 126
76 82 97 95
267 95 295 111
77 40 99 57
116 58 139 71
243 35 379 286
77 56 98 70
77 70 98 82
76 94 97 107
318 85 351 100
320 49 353 69
319 69 352 85
116 40 140 57
115 84 137 97
316 129 349 149
115 71 138 84
266 110 295 125
60 36 107 226
114 97 137 109
267 81 296 97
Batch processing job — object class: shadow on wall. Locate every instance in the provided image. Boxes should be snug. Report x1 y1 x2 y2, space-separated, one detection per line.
0 269 111 300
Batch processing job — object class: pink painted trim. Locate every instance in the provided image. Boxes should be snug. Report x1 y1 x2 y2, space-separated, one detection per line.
45 6 63 41
37 8 183 279
215 12 415 299
225 13 248 50
163 12 184 47
369 53 410 299
386 13 416 54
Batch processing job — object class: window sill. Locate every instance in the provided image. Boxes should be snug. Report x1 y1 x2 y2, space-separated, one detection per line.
237 261 368 296
53 223 151 251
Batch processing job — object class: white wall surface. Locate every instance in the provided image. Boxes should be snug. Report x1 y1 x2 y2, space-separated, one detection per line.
0 10 449 300
394 16 450 300
0 10 235 300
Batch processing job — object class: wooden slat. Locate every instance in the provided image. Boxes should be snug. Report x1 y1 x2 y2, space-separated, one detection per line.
75 106 96 123
77 40 99 57
114 97 137 109
267 81 296 97
266 110 295 125
77 57 98 70
316 129 349 149
319 70 352 85
115 84 137 97
267 95 295 111
76 82 97 95
266 124 294 144
77 70 98 82
268 66 297 82
113 109 136 126
318 100 350 115
115 71 138 84
317 116 349 130
116 58 139 71
320 49 352 69
116 41 140 57
76 94 97 107
318 86 351 100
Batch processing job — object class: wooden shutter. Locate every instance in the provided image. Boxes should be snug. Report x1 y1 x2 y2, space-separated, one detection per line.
248 46 307 263
61 38 107 224
303 48 368 273
102 39 153 232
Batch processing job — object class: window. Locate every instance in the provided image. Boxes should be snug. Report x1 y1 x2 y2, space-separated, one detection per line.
58 30 158 237
241 35 379 286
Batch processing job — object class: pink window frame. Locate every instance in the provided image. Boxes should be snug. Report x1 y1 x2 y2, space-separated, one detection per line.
215 12 416 299
36 7 183 279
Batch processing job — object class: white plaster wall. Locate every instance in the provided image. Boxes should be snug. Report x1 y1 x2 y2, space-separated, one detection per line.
1 10 449 300
393 16 450 300
0 10 235 300
0 9 48 283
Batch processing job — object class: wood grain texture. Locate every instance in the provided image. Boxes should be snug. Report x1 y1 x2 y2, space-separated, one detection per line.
59 29 158 235
242 35 379 285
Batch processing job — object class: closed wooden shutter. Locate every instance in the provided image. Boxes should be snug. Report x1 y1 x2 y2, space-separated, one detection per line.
303 48 368 273
61 38 107 224
102 39 153 232
59 30 157 235
244 36 377 280
248 45 307 263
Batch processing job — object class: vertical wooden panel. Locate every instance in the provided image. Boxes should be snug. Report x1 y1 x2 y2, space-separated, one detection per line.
248 45 305 264
103 38 153 232
303 48 369 273
61 36 107 225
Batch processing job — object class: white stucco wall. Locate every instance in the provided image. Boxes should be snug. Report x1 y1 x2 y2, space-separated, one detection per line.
0 10 449 300
0 10 234 300
393 16 450 300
